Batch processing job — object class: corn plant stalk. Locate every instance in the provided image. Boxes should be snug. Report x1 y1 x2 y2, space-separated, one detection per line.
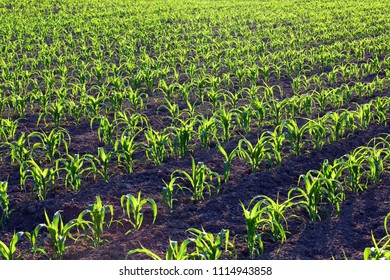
120 192 157 233
43 210 79 260
172 157 221 200
0 231 24 260
77 196 114 248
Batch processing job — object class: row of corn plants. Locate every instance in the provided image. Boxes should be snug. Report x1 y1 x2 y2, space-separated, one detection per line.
0 192 156 260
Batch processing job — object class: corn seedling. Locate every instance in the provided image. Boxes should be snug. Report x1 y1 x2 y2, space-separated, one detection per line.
0 180 11 227
307 118 327 150
172 157 221 200
171 119 196 158
144 128 171 165
217 144 238 183
92 147 116 183
340 150 366 192
327 111 347 143
364 213 390 260
285 119 310 156
57 154 92 192
127 239 195 260
187 228 235 260
318 159 346 216
197 115 217 149
94 115 116 145
114 132 142 174
237 134 270 173
0 231 24 260
162 177 178 211
251 97 266 127
265 124 286 167
253 195 297 243
24 223 47 257
120 191 157 233
216 106 234 142
77 196 114 248
4 132 32 165
0 118 18 142
288 170 324 222
354 103 373 130
23 159 58 200
240 199 265 256
28 128 70 163
43 209 79 260
234 105 252 134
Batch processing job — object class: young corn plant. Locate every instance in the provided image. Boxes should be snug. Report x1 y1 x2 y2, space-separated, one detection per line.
4 132 32 165
77 196 114 248
127 239 195 260
114 132 142 174
356 146 388 187
0 118 18 142
127 87 148 112
120 191 157 233
237 134 270 173
265 124 286 168
24 224 47 257
196 116 217 150
57 154 92 192
22 159 57 200
162 177 178 211
28 128 70 163
253 195 298 243
170 118 196 158
144 128 171 165
172 157 221 200
216 106 235 142
217 144 238 183
354 103 373 131
340 150 366 192
207 89 222 112
240 199 265 256
158 99 182 125
46 101 67 128
114 110 148 137
95 115 116 145
285 119 310 156
307 118 327 150
0 181 11 227
318 159 346 216
267 99 288 127
288 170 325 223
251 97 266 127
91 147 116 183
187 228 236 260
364 213 390 260
233 105 252 134
327 111 347 143
43 209 79 260
372 97 388 126
0 231 24 260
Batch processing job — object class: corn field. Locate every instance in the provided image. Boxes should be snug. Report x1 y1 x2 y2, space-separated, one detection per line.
0 0 389 260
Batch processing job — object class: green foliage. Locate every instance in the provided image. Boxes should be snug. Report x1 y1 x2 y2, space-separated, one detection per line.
77 196 114 248
120 192 157 233
43 210 79 260
0 181 11 226
172 157 221 200
0 231 24 260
